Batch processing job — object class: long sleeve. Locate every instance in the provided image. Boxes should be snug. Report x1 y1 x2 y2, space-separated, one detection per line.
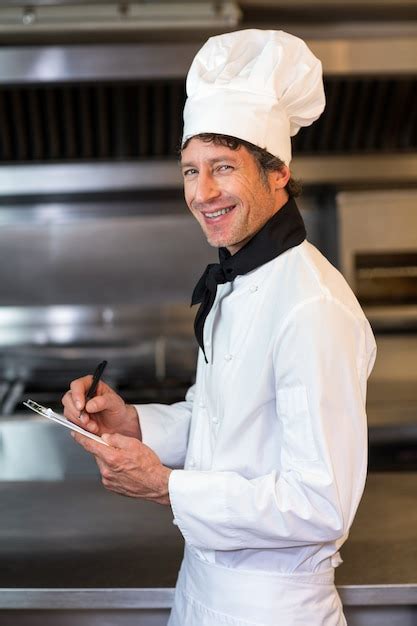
169 296 376 550
135 384 195 468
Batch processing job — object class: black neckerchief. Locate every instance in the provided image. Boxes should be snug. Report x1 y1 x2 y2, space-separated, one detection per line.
191 197 306 362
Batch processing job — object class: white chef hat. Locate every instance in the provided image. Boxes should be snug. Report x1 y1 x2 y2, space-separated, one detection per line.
182 29 325 165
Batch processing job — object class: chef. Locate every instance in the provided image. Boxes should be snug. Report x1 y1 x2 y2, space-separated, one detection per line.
62 30 377 626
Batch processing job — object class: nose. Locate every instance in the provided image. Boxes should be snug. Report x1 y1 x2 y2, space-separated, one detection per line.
193 171 221 206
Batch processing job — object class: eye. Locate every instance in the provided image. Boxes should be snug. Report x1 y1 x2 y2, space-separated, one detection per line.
183 168 198 177
217 164 233 173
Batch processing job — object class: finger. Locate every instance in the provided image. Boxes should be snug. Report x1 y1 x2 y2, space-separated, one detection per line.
77 410 97 428
102 432 139 449
94 455 110 479
71 430 96 453
61 390 77 413
73 439 115 489
85 391 118 415
70 375 94 412
77 416 99 433
62 390 87 424
71 431 117 461
94 458 122 491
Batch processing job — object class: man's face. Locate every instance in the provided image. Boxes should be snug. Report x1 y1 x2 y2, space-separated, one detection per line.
181 138 289 255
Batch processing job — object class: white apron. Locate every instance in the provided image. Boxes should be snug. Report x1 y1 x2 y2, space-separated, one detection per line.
168 546 347 626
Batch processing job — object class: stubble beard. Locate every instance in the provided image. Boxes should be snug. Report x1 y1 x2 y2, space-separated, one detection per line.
203 213 248 251
195 187 277 252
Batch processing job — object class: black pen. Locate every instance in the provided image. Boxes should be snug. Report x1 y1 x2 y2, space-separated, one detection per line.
79 360 108 418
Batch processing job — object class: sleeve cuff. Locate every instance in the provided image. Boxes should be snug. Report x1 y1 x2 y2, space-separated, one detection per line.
135 404 188 468
168 469 238 550
136 403 166 450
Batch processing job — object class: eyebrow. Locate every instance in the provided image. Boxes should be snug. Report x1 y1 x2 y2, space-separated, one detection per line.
181 155 238 168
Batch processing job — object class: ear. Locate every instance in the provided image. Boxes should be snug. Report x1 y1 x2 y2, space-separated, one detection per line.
271 165 291 190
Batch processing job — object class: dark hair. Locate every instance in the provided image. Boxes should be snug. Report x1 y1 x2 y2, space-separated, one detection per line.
181 133 302 198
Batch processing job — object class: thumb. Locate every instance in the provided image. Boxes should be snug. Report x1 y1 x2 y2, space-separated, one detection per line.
86 392 118 414
102 432 137 449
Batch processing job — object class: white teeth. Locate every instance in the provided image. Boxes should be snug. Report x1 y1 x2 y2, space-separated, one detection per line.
205 206 233 218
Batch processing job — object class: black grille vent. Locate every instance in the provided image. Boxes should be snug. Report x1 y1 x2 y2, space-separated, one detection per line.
293 77 417 154
0 77 416 163
0 81 185 162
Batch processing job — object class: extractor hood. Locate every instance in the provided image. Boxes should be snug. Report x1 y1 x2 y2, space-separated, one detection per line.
0 0 416 191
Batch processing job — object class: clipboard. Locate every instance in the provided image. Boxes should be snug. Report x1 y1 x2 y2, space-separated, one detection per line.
23 399 110 446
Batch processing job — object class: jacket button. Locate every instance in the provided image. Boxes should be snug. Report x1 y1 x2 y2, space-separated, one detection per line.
212 416 219 424
250 285 258 293
189 458 196 468
224 353 233 361
199 401 205 408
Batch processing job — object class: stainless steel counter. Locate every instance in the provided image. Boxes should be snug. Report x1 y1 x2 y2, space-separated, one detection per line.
0 473 416 625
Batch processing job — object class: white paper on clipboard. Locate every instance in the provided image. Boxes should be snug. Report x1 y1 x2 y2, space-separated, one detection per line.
23 399 110 446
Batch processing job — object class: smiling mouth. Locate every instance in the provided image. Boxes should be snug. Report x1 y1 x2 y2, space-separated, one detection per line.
203 205 235 219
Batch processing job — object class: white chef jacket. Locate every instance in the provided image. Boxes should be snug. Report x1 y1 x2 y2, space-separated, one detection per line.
137 239 376 579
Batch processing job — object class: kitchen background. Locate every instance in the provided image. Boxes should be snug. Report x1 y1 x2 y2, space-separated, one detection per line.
0 1 416 625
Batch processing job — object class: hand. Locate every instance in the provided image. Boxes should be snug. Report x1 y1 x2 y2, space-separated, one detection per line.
61 376 141 439
72 430 172 506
